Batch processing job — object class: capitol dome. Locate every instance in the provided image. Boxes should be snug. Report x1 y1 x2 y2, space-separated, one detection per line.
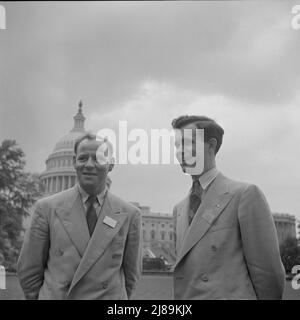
53 131 85 153
40 101 87 194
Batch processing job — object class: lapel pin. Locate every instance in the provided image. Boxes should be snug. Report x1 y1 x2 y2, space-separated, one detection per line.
103 216 117 228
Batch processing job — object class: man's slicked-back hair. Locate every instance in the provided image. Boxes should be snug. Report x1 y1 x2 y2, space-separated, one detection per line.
172 115 224 154
74 132 97 156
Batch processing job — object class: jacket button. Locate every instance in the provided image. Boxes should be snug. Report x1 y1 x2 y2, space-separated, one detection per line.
102 282 108 289
57 248 64 256
211 245 217 252
201 275 209 282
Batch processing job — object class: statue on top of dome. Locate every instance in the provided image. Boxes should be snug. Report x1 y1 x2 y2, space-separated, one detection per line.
78 100 83 113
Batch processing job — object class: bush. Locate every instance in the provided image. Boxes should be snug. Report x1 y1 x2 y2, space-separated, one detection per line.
142 257 166 271
279 237 300 274
0 140 44 272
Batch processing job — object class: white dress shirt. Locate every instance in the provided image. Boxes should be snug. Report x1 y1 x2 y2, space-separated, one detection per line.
195 166 219 200
77 184 107 218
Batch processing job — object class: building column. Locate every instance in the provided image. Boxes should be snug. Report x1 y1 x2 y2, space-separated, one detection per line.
46 178 50 193
58 176 62 192
42 178 46 193
51 177 54 193
63 176 66 190
71 176 76 187
54 177 57 193
49 177 53 193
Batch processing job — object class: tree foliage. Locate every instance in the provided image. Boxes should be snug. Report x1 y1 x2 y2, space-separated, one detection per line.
0 140 44 270
280 236 300 274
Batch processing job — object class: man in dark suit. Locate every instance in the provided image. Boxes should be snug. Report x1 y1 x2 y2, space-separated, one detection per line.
18 133 142 299
172 115 285 300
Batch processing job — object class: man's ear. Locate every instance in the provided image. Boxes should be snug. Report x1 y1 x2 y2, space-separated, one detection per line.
208 138 217 154
108 157 115 172
73 156 77 168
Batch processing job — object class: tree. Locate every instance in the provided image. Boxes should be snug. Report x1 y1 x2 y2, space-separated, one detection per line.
297 219 300 239
279 236 300 274
0 139 43 271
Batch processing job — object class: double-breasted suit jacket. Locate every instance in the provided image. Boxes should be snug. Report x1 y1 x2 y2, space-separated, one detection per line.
17 185 142 300
173 173 285 300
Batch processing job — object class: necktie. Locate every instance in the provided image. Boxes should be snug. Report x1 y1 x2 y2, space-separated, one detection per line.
189 179 203 224
86 196 98 236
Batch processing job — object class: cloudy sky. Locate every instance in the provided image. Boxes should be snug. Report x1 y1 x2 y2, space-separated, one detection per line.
1 1 300 222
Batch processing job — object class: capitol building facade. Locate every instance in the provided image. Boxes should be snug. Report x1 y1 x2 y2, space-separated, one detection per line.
31 103 297 265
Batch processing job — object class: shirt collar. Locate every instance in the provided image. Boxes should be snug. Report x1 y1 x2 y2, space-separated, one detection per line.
77 183 107 206
197 167 219 190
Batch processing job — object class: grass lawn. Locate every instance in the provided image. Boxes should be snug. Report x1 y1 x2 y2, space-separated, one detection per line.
1 274 299 300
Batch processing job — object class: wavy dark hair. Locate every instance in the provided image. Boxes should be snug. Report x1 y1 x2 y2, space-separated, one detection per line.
172 115 224 154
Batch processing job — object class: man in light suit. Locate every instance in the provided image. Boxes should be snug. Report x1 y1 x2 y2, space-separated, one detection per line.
172 115 285 300
18 133 142 300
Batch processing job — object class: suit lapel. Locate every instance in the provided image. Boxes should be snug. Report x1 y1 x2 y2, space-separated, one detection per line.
175 197 190 255
175 174 234 266
68 192 127 293
55 186 90 257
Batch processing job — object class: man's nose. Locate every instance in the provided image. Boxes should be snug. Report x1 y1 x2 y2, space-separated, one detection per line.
85 157 95 167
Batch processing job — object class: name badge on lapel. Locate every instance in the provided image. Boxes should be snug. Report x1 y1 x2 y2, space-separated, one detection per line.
103 216 117 228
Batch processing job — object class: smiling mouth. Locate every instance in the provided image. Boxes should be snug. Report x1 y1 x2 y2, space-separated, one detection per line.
181 161 196 168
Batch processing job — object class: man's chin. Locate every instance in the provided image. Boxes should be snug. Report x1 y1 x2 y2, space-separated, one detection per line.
181 164 194 172
79 181 99 195
181 165 204 176
80 176 98 187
